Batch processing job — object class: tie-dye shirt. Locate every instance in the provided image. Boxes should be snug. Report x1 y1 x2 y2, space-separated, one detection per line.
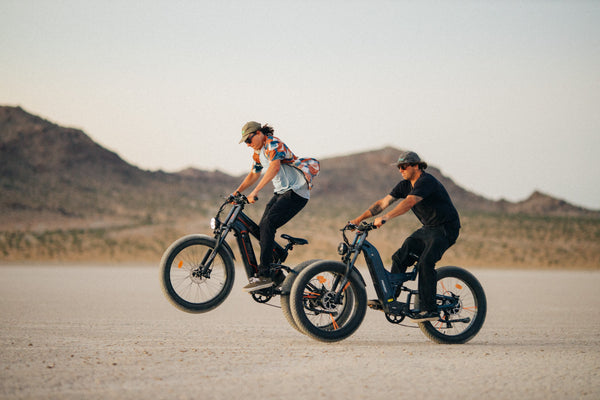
252 136 320 198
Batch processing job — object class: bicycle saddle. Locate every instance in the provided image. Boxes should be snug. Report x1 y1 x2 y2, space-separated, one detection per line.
281 234 308 245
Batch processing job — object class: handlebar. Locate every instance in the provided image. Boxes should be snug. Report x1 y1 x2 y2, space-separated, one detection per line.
342 221 381 232
340 222 371 245
226 193 249 205
225 193 258 205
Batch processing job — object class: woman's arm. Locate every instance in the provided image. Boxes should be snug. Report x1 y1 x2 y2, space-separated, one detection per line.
235 171 261 196
248 159 281 203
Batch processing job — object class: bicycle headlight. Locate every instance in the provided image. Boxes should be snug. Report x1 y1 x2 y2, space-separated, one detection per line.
210 217 220 230
337 242 349 256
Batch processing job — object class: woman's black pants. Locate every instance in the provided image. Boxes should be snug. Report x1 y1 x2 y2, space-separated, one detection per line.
258 190 308 276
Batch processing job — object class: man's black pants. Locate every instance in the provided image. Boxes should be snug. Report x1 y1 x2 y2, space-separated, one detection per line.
391 224 459 312
258 190 308 275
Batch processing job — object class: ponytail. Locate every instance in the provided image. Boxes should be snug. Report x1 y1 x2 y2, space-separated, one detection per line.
259 124 274 136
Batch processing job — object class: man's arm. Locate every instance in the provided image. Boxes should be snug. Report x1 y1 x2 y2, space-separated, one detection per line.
350 195 396 226
373 195 422 227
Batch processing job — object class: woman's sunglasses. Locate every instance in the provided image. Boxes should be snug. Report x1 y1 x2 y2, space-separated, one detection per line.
245 132 257 144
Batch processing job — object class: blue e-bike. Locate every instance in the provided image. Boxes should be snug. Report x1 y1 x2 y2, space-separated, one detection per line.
288 222 487 343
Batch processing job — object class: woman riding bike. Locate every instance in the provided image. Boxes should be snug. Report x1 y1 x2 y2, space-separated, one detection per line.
234 121 319 292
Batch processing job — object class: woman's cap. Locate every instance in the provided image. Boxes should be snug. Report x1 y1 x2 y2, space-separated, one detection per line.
240 121 261 143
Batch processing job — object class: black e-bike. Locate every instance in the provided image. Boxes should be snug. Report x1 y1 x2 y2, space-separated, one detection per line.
287 222 487 343
159 194 317 316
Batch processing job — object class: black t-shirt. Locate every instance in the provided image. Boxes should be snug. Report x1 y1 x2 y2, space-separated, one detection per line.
390 172 460 228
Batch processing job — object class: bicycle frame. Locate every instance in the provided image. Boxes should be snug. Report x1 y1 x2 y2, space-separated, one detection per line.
209 197 288 280
339 223 458 316
340 227 415 312
360 238 415 303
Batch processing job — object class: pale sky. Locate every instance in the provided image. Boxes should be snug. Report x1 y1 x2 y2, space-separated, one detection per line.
2 1 599 209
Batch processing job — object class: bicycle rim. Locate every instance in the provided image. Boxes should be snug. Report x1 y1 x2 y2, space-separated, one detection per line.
167 242 229 307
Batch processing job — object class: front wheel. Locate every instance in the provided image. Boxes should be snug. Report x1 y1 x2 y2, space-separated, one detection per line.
419 266 487 344
160 234 235 313
289 261 367 342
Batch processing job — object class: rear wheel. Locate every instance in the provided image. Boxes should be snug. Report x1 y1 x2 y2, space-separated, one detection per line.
280 259 321 334
289 261 367 342
160 235 235 313
419 266 486 344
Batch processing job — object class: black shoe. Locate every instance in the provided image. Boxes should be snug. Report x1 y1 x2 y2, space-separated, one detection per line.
367 299 383 310
408 310 440 322
242 276 274 292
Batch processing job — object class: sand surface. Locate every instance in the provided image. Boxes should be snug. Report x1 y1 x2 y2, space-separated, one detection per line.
1 265 599 400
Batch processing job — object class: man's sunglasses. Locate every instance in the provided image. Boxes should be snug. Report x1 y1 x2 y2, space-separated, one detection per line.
244 132 257 144
398 163 415 170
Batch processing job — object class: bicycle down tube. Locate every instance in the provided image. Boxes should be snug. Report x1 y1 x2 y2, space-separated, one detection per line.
343 229 415 310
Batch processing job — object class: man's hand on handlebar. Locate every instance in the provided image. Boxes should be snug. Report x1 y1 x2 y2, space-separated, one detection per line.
348 218 362 227
373 217 387 228
346 215 386 229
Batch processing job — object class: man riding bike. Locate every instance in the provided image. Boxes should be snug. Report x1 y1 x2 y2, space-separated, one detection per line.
349 151 461 322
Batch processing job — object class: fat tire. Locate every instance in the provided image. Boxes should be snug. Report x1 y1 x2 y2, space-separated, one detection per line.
419 266 487 344
160 234 235 313
289 261 367 342
280 259 322 334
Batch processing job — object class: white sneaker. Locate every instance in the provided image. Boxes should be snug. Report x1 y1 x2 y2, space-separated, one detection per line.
242 276 274 292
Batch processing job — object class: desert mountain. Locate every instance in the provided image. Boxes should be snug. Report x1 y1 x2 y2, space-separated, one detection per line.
311 147 498 212
0 106 596 230
0 106 237 228
311 147 596 217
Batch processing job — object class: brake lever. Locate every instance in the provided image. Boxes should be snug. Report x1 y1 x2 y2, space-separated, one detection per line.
342 222 357 231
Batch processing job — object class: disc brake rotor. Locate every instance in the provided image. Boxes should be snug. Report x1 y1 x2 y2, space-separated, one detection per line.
442 291 462 315
190 268 206 284
320 292 338 310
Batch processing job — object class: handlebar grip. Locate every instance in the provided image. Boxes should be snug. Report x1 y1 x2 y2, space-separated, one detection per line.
226 193 249 204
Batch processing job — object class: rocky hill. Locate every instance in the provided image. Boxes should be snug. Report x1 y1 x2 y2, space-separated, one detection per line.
311 147 498 213
0 106 237 230
1 105 597 231
312 147 597 217
1 106 598 268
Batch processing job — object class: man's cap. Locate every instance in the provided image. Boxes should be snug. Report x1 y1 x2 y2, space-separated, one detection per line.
395 151 427 169
240 121 262 143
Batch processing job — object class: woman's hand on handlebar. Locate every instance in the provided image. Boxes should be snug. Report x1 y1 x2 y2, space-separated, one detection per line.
247 189 259 204
227 193 238 203
227 192 251 204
